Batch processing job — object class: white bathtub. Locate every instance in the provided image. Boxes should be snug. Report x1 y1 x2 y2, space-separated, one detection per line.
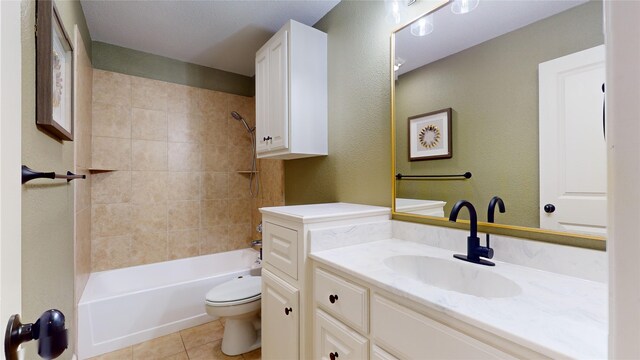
77 248 261 359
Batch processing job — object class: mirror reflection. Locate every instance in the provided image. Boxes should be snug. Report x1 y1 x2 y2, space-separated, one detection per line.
393 0 606 237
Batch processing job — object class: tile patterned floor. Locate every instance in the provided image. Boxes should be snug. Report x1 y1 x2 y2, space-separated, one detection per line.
88 320 261 360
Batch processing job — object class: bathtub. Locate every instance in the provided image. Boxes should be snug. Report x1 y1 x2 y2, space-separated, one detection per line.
77 248 261 359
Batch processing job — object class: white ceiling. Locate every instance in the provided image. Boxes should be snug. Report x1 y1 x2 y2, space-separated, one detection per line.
395 0 588 76
81 0 340 77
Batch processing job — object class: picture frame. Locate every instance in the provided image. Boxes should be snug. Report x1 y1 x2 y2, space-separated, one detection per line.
36 0 74 141
408 108 452 161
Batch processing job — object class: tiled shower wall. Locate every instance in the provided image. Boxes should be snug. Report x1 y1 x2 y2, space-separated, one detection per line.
90 70 284 271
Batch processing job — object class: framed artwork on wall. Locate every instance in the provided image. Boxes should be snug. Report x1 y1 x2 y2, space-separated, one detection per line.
408 108 452 161
36 0 74 141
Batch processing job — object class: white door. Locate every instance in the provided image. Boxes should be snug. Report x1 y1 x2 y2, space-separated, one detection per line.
255 47 270 154
261 269 299 360
0 0 23 342
539 45 606 236
267 30 288 152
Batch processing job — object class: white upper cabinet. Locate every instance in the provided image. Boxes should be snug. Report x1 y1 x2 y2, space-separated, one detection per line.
255 20 327 159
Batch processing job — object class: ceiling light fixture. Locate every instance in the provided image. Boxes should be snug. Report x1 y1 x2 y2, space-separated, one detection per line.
410 14 434 36
451 0 479 14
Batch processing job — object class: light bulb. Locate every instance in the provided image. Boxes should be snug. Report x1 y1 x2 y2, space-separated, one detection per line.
451 0 479 14
410 14 434 36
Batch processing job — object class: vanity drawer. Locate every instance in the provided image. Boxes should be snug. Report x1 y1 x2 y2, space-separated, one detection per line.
314 268 368 333
263 221 298 280
371 346 399 360
315 309 368 360
371 294 515 360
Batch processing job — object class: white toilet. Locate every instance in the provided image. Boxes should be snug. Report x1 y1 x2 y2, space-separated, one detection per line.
205 275 262 356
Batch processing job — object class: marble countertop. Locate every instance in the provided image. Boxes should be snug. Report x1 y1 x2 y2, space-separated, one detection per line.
260 202 390 223
310 239 607 359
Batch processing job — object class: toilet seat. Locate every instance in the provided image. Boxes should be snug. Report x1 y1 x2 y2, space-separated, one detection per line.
206 275 261 307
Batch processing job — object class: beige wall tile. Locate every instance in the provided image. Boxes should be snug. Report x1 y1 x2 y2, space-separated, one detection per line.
180 320 224 350
75 207 91 304
92 203 132 237
228 144 252 171
131 76 168 111
229 223 252 248
200 226 230 254
202 172 228 200
76 167 92 211
131 171 168 204
202 112 228 146
168 142 201 171
132 203 168 233
132 332 184 360
199 89 228 115
93 70 131 107
202 200 229 227
228 173 250 199
132 108 167 141
91 171 131 204
168 229 200 260
166 83 199 114
168 113 203 143
132 139 167 171
131 231 167 266
229 199 251 225
202 143 228 172
92 136 131 170
92 102 131 139
168 201 201 230
168 171 201 201
92 235 132 271
87 346 133 360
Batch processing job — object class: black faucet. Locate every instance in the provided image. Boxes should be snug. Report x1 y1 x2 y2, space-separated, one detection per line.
486 196 506 248
449 200 495 266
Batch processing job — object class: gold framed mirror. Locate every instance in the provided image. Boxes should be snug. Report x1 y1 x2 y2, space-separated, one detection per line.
390 0 606 251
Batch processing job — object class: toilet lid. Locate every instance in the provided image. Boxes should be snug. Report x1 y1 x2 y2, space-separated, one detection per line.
205 275 261 304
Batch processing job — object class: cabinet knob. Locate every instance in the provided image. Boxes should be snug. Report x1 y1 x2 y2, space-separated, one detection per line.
544 204 556 213
263 136 272 142
329 352 339 360
284 307 293 316
329 294 339 304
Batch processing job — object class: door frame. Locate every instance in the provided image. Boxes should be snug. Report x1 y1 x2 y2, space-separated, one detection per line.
0 0 23 330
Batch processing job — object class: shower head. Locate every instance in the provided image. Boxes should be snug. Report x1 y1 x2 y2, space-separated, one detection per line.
231 111 255 133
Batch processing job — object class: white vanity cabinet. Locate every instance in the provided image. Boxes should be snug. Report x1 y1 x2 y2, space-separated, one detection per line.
312 263 543 360
259 204 390 360
255 19 327 160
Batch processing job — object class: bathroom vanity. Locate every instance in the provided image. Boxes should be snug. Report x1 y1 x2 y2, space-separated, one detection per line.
259 203 391 360
259 203 607 360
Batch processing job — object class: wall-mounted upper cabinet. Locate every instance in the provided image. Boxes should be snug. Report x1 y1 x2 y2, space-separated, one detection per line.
255 20 327 160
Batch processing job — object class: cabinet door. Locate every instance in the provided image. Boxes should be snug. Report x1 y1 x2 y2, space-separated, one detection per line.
267 29 289 152
262 269 299 360
315 309 368 360
372 295 515 359
255 47 270 154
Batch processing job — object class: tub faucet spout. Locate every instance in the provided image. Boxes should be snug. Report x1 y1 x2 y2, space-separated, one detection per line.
449 200 495 266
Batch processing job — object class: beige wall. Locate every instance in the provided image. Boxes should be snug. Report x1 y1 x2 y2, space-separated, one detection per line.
20 1 91 358
395 1 603 227
90 70 283 271
73 24 92 341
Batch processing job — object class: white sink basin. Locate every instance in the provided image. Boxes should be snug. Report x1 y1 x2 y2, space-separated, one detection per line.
384 255 522 298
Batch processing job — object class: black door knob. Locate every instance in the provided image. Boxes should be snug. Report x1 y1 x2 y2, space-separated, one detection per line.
284 307 293 315
544 204 556 213
329 294 339 304
329 352 339 360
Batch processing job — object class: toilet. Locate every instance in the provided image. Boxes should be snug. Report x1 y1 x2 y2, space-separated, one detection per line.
205 275 262 356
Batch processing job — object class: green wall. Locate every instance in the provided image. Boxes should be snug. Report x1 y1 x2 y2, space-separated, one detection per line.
92 41 255 96
21 0 91 358
395 1 603 227
284 1 436 206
